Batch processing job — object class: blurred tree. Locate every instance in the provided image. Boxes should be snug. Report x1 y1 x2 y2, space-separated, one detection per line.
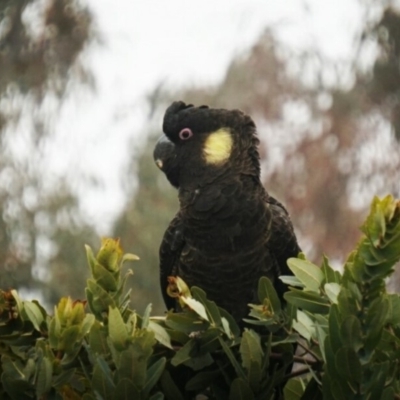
114 136 177 314
116 2 400 314
0 0 97 304
366 7 400 140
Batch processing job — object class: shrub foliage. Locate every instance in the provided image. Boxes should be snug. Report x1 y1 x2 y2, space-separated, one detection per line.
0 195 399 399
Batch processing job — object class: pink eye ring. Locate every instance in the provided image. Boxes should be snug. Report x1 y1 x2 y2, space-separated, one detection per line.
179 128 193 140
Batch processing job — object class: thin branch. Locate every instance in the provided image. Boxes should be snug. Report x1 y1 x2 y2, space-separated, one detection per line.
296 340 322 363
284 367 313 380
269 352 319 366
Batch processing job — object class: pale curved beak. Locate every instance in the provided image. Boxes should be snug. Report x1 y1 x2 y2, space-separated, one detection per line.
153 134 176 170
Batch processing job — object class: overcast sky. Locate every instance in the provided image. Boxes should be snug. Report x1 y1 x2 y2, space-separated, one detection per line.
45 0 368 233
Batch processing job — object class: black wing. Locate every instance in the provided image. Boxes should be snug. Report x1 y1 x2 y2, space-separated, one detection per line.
266 195 301 297
159 212 185 310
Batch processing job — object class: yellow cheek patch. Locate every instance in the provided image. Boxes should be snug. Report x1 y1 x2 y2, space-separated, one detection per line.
203 128 233 165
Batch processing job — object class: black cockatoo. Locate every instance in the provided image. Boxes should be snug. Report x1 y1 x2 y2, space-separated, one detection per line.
153 101 300 322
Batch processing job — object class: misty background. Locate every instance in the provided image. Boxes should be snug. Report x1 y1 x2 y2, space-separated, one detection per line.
0 0 399 314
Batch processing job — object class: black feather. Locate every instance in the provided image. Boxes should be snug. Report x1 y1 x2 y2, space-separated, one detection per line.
155 101 301 322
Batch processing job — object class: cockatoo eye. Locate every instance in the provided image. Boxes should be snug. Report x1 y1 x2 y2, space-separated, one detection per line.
179 128 193 140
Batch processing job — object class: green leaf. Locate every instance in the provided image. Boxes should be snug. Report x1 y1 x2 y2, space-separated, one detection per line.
115 378 139 399
81 313 96 336
247 360 262 393
160 370 185 400
171 338 213 370
89 320 109 355
165 311 209 334
369 361 391 400
149 392 164 400
229 378 254 400
23 301 44 331
92 260 119 292
284 289 330 314
380 386 395 400
142 303 152 328
386 294 400 325
1 374 33 400
279 275 305 288
181 296 209 321
328 305 342 353
365 297 389 350
284 378 304 400
219 337 247 381
335 347 361 385
117 344 151 389
82 395 96 400
361 195 388 246
171 339 196 367
86 280 116 317
92 359 115 400
36 357 52 398
292 310 315 341
198 328 221 353
143 358 166 397
59 326 81 353
11 290 24 314
336 287 358 320
148 320 172 349
184 352 214 371
324 283 341 304
185 370 221 391
301 378 323 400
329 379 348 400
108 306 129 351
192 287 221 326
85 244 98 275
219 307 241 338
315 324 327 363
240 329 263 370
287 258 324 292
121 253 140 264
52 368 76 387
321 256 341 284
257 276 281 313
339 316 362 351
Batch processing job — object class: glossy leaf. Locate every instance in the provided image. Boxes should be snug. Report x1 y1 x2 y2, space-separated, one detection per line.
279 275 305 288
324 283 341 304
148 320 172 349
292 310 315 341
23 301 44 332
287 258 324 292
181 296 209 321
284 289 330 314
192 287 221 326
108 306 129 351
